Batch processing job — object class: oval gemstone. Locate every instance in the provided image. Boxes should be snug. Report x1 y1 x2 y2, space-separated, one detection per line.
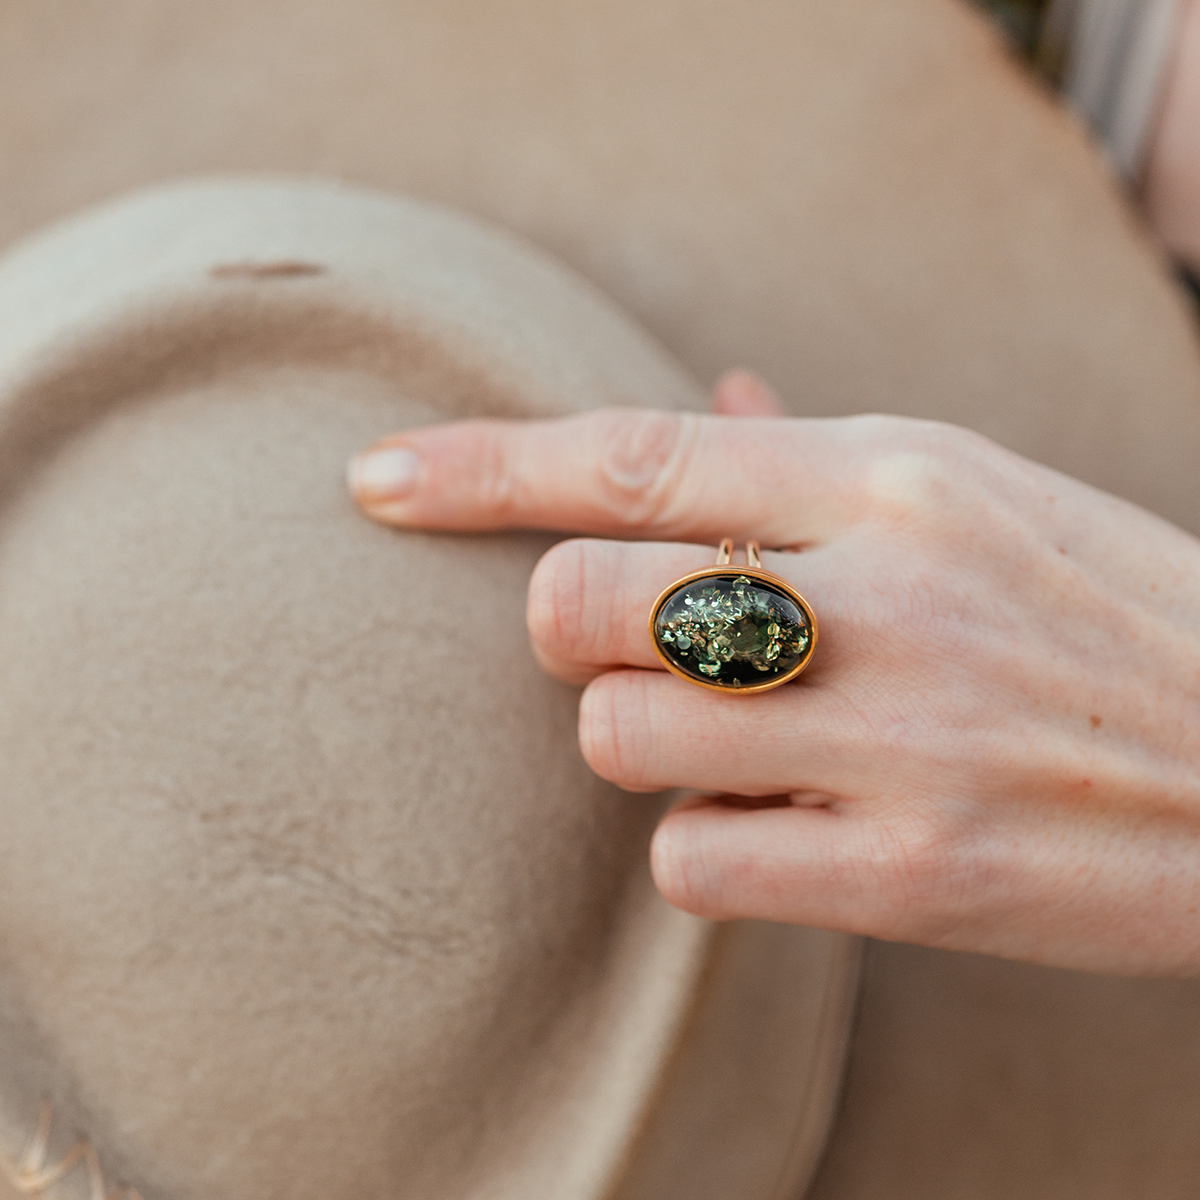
653 574 812 688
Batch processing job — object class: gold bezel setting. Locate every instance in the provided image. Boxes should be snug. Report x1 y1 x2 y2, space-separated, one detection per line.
648 545 818 694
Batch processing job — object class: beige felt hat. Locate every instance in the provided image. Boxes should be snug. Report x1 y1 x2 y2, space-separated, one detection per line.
0 179 859 1200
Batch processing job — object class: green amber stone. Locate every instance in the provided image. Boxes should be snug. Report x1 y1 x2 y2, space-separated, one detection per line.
653 574 812 688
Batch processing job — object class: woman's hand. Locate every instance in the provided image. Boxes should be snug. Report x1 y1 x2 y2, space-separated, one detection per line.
347 374 1200 976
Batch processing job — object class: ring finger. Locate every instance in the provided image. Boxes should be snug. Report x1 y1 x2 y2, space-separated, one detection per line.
529 537 839 685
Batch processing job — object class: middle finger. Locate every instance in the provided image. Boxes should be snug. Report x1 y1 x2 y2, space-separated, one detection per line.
578 666 856 794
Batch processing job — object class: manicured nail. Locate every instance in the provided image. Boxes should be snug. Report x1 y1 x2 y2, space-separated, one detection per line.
347 445 422 503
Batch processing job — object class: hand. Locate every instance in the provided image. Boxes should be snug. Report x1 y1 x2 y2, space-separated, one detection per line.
347 373 1200 975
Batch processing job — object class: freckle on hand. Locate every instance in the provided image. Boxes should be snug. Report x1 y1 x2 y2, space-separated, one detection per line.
1090 714 1102 729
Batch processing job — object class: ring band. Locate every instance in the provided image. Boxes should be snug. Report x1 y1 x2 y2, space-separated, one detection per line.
648 540 817 694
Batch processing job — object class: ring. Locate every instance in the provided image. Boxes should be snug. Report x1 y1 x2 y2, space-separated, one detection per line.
648 539 817 694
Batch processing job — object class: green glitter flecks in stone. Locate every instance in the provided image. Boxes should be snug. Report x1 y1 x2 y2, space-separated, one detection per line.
654 574 811 688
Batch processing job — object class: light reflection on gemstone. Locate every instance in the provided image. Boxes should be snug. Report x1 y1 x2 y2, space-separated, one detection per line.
653 574 812 688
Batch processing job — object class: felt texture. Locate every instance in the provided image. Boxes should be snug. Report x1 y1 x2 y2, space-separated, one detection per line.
2 3 1200 1198
0 181 857 1200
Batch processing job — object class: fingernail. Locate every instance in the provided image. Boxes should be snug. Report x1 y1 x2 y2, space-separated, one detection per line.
713 369 787 417
347 445 422 503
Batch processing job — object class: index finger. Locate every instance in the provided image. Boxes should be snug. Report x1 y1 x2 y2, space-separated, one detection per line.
346 408 861 546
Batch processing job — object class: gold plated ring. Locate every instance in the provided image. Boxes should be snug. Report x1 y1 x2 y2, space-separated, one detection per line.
648 539 817 694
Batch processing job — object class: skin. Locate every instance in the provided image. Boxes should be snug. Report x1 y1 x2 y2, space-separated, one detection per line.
347 372 1200 976
1145 0 1200 273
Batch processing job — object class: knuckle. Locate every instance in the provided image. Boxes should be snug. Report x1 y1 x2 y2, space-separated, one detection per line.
650 818 733 919
852 419 993 528
527 539 589 659
578 671 654 788
878 815 950 893
841 412 910 444
527 539 622 664
463 423 517 518
592 409 693 528
862 452 955 526
869 809 982 939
